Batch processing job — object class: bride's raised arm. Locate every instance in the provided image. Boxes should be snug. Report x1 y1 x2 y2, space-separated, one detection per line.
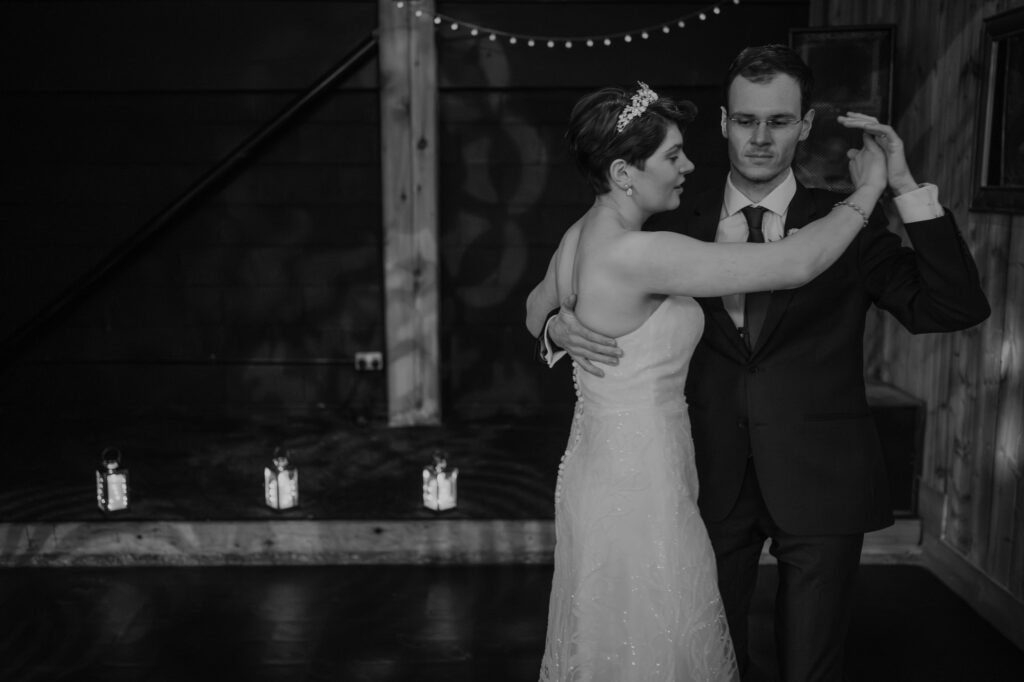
616 134 887 298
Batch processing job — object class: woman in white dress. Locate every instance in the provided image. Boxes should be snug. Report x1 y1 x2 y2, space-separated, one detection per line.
527 82 887 681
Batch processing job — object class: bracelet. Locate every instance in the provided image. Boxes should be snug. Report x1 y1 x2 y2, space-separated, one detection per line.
833 200 870 228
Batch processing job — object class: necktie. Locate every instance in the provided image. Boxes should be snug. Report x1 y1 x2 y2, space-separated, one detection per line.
741 205 770 350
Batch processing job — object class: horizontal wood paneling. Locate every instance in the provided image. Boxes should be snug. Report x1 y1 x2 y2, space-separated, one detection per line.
0 2 385 418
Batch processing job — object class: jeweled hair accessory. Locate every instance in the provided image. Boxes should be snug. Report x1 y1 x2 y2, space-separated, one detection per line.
616 81 659 133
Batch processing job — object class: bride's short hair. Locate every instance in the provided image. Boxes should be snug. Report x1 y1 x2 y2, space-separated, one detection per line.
566 86 696 194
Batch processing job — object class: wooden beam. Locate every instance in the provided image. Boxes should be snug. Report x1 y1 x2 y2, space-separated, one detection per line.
988 215 1024 594
0 519 919 567
379 0 440 426
0 520 556 566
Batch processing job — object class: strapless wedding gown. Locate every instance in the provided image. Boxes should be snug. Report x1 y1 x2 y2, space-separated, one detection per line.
539 296 738 682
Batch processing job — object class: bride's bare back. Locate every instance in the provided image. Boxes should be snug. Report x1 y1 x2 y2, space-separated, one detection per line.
555 205 666 339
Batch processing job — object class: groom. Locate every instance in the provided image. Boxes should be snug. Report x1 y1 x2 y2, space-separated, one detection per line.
529 45 989 680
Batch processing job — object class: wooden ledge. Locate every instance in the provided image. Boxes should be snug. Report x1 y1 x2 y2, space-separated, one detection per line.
1 518 922 567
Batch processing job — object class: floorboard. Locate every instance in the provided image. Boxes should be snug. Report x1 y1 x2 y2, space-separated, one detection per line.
1 564 1021 681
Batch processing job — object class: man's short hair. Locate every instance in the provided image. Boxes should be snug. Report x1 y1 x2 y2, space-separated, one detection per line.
725 44 814 115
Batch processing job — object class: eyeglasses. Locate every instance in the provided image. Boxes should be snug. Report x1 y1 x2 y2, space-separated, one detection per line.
727 115 804 130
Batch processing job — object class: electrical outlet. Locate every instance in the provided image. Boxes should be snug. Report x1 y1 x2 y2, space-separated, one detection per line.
354 351 384 371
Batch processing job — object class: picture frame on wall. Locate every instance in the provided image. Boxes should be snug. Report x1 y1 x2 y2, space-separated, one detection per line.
972 5 1024 213
789 25 895 193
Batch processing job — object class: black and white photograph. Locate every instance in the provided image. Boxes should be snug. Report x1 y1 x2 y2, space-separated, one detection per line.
1 1 1023 681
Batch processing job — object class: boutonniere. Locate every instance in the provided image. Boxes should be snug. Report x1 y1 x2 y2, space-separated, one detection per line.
785 227 801 238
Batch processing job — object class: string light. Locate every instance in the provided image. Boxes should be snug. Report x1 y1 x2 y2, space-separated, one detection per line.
391 0 742 49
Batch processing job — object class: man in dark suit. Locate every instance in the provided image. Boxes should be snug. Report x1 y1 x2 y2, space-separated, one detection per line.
530 45 989 681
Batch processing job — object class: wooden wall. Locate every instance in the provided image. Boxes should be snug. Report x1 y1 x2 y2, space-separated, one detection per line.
0 1 386 420
810 0 1024 645
0 0 810 423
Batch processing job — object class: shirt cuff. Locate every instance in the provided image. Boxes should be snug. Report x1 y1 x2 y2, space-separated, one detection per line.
541 316 568 368
893 183 944 222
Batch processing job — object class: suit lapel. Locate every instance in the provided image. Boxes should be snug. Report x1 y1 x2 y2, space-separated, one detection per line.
749 182 821 355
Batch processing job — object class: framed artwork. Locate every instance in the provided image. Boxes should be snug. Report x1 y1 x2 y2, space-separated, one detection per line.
789 26 895 192
972 5 1024 213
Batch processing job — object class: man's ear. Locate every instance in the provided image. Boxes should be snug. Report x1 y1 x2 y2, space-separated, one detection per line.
609 158 631 190
798 108 815 142
720 106 729 139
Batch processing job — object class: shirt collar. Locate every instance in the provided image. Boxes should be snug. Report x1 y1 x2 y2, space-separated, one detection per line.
723 168 797 218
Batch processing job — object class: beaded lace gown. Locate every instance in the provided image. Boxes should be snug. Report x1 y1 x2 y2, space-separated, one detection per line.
539 295 738 682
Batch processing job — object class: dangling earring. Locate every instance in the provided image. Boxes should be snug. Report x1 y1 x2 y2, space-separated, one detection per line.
625 186 634 197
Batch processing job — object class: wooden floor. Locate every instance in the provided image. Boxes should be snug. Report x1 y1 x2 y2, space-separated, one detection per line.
2 563 1022 681
1 414 1021 679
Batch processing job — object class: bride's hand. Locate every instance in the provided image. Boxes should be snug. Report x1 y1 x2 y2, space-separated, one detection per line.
838 112 918 195
846 131 887 194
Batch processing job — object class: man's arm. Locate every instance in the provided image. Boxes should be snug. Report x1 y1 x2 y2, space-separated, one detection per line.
544 296 622 376
524 252 622 376
839 114 990 329
525 251 559 339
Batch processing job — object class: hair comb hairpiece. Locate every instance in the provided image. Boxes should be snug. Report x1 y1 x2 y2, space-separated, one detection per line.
616 81 659 133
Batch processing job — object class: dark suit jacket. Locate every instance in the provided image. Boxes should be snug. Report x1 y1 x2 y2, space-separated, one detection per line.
678 180 990 535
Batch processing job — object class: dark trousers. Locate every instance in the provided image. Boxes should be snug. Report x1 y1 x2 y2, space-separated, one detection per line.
704 459 864 682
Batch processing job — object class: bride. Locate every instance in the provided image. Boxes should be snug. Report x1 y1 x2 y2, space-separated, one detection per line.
526 82 887 681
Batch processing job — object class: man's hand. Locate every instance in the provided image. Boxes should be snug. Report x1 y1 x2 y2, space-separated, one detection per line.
838 112 918 195
548 294 622 377
846 130 887 194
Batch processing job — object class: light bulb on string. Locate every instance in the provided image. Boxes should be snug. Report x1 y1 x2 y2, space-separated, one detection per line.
420 2 735 49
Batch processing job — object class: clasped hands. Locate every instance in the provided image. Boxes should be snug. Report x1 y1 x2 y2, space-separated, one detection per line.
838 112 919 196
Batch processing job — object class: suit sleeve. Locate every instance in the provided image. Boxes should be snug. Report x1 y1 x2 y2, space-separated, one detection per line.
534 308 569 367
856 208 991 333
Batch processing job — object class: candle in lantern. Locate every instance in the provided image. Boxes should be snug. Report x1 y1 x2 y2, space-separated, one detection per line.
423 452 458 511
265 448 299 510
96 447 129 512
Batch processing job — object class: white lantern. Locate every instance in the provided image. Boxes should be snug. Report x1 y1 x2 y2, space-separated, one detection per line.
423 452 458 511
264 448 299 510
96 447 129 512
